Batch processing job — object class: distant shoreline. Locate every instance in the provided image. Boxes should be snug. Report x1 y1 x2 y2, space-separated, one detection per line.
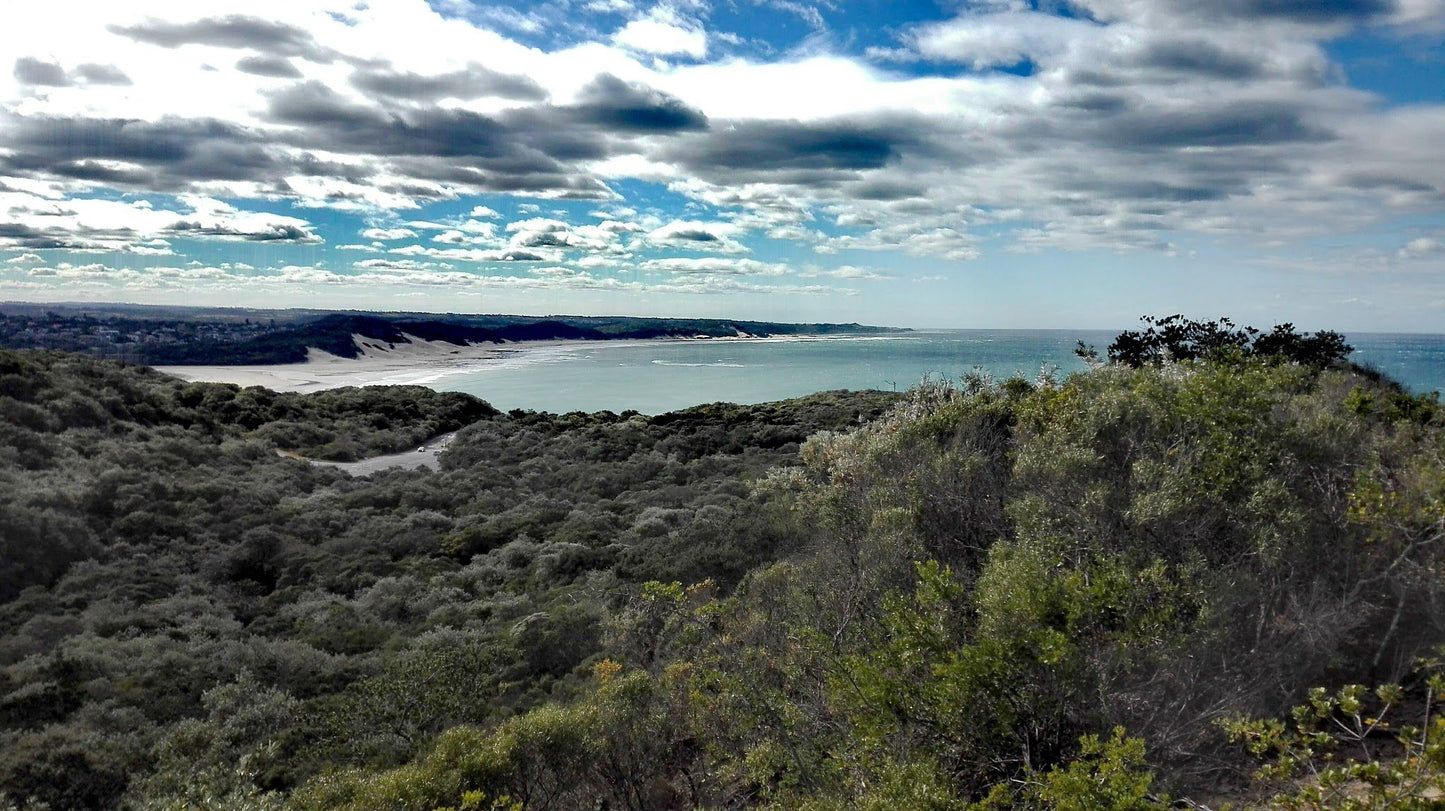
154 332 833 393
2 301 903 369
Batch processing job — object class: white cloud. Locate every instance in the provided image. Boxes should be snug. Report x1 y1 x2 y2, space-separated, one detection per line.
0 191 320 252
646 219 749 253
638 257 789 275
903 11 1103 70
0 0 1442 322
355 258 452 272
800 265 891 280
392 244 558 262
1398 237 1443 260
587 0 637 12
612 8 707 58
361 227 419 241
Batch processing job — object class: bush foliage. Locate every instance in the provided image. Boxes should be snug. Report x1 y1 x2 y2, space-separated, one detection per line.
1 325 1443 809
1105 315 1352 368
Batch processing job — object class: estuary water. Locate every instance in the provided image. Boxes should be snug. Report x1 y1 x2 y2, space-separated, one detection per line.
440 330 1445 415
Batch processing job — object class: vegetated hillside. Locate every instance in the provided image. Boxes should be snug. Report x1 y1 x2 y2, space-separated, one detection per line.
2 332 1443 810
0 349 898 810
300 344 1441 809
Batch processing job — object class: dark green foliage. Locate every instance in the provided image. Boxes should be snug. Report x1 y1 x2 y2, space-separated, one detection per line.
0 348 898 808
316 358 1444 809
1222 659 1445 809
1107 315 1352 368
4 339 1443 809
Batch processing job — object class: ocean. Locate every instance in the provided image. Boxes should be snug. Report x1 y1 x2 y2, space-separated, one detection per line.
439 330 1445 415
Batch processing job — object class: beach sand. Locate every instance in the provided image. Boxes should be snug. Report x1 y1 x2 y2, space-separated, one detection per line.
155 334 532 393
156 332 795 394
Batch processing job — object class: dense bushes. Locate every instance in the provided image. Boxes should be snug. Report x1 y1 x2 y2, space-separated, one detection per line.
0 349 897 808
1105 315 1352 368
295 353 1445 808
3 341 1444 808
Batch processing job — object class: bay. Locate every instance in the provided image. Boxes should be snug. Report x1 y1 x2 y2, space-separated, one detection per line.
441 330 1445 415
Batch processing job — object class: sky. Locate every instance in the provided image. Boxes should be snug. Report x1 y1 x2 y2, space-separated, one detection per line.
1 0 1443 330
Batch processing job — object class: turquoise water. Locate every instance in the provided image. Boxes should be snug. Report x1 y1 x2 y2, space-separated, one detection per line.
443 330 1445 415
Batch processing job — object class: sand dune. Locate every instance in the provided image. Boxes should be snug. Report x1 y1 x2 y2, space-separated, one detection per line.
156 333 524 393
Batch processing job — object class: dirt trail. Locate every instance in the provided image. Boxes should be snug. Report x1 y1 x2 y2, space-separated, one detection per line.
276 432 457 476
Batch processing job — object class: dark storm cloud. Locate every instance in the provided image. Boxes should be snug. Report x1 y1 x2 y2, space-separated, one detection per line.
570 74 708 132
1093 179 1229 202
658 228 721 242
350 63 547 102
1335 171 1437 193
2 114 277 189
267 82 542 160
293 153 377 183
265 81 384 130
73 63 132 85
236 55 304 78
378 181 456 200
13 58 70 86
511 230 573 247
1135 38 1266 79
51 161 157 186
848 177 928 201
1051 90 1133 113
1213 0 1394 22
261 82 632 197
397 162 616 198
1091 103 1334 149
665 119 909 174
6 115 252 165
109 15 333 61
1077 0 1398 25
0 222 100 250
165 220 321 243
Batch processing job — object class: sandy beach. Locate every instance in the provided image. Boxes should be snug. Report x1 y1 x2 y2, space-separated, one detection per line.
153 333 786 393
155 334 545 393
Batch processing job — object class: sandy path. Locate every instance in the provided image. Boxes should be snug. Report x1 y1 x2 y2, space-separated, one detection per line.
280 431 457 476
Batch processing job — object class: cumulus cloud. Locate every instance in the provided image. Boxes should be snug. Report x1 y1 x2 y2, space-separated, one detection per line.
0 192 321 252
109 14 333 60
899 11 1102 70
645 220 750 253
572 74 707 132
0 0 1441 312
13 57 70 86
800 265 891 280
361 227 419 241
355 258 451 272
73 63 132 85
350 62 547 102
638 257 789 275
164 197 323 243
393 244 551 262
612 8 708 58
1398 237 1443 260
235 55 303 78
